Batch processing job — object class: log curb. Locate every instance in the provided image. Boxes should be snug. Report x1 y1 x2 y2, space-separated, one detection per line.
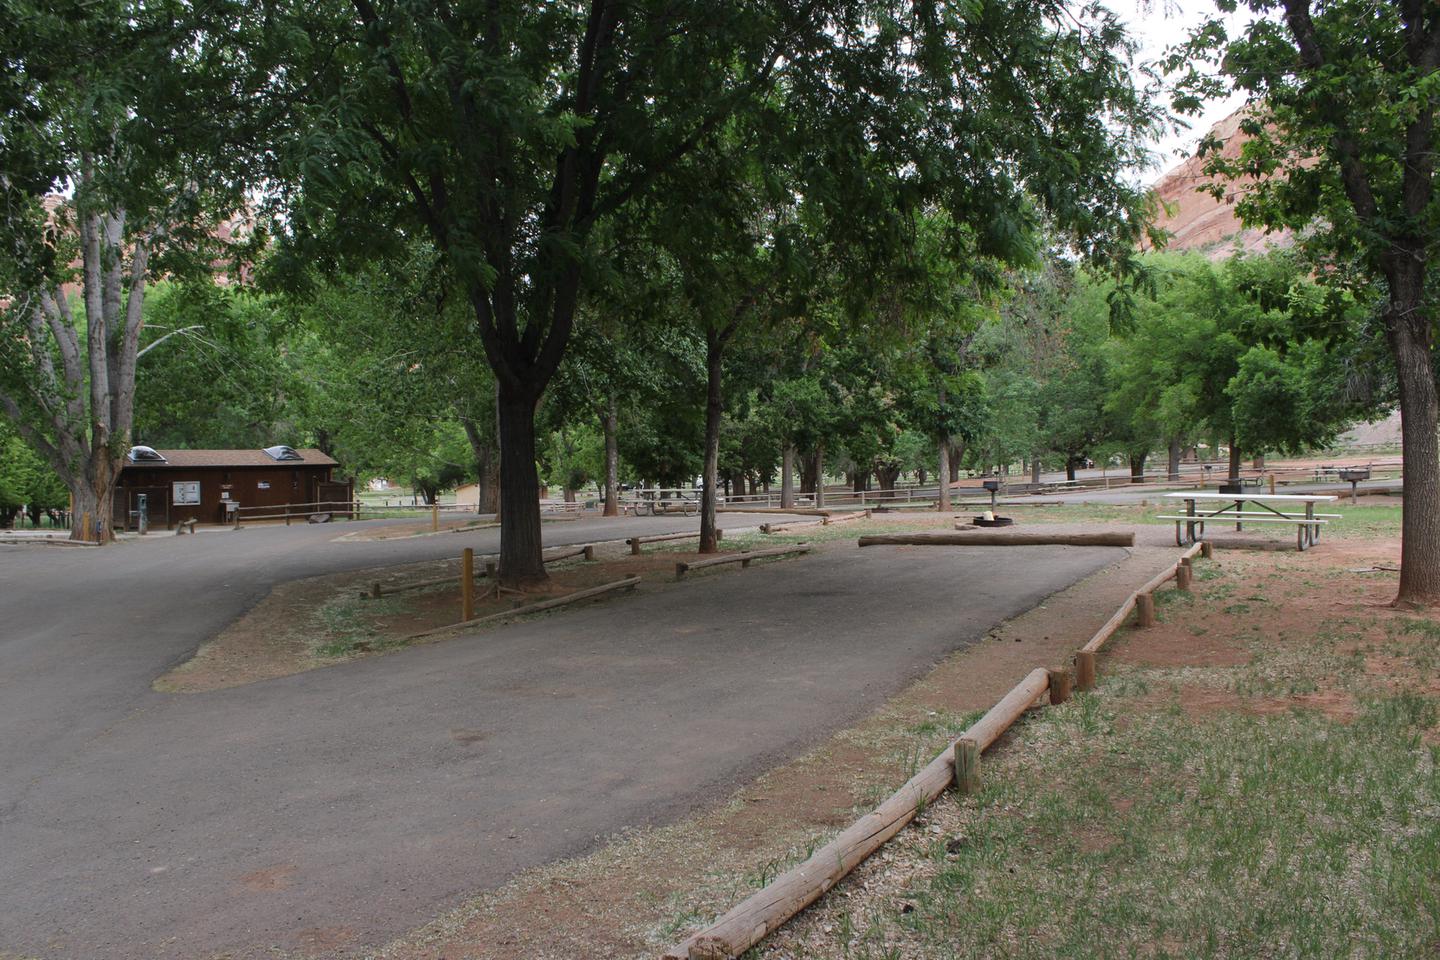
859 531 1136 548
365 544 597 598
403 576 642 641
660 539 1210 960
675 545 811 580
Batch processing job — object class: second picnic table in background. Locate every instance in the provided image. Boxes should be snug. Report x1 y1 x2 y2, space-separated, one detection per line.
1158 492 1340 551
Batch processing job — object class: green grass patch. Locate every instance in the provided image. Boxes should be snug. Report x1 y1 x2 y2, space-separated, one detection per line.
312 591 416 657
771 681 1440 960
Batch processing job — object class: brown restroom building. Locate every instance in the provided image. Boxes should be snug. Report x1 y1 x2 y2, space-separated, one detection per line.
113 445 352 529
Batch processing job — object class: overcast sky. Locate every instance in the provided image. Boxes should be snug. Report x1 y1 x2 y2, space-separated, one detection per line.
1112 0 1253 184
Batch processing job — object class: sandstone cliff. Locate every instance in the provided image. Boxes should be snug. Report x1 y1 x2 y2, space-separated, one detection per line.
1146 109 1292 258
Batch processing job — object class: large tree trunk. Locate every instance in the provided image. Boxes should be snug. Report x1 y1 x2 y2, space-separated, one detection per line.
1030 455 1041 485
71 449 117 542
851 469 869 492
948 442 962 483
875 464 900 490
496 385 548 585
698 330 725 554
1129 452 1146 483
1167 437 1182 482
937 441 951 512
602 398 620 517
781 445 796 508
1065 458 1077 482
1227 433 1242 481
1387 288 1440 604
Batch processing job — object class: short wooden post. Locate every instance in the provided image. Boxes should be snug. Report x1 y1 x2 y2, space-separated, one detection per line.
954 737 980 796
1201 541 1214 559
371 582 382 599
1176 562 1193 591
1047 668 1072 705
717 529 724 542
431 502 439 532
630 538 642 555
1137 592 1156 628
1268 473 1277 495
285 504 292 526
484 561 497 579
1075 650 1096 691
583 545 595 561
741 556 752 568
461 548 475 621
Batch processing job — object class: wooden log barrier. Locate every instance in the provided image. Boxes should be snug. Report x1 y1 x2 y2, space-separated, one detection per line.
365 542 595 600
661 668 1050 960
860 531 1135 548
760 519 825 534
629 530 723 555
662 541 1209 960
1080 542 1203 655
543 544 597 564
822 509 871 526
675 545 811 580
406 577 642 641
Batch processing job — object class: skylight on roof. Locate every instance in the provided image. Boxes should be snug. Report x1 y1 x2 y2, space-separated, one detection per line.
127 446 167 463
262 445 304 462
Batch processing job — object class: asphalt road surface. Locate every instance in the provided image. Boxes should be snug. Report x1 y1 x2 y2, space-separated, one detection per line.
0 513 1120 959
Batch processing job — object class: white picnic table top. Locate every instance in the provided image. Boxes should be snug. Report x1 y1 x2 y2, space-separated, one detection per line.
1163 492 1337 503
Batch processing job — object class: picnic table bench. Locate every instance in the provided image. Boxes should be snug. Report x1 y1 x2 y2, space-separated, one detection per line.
1158 492 1340 551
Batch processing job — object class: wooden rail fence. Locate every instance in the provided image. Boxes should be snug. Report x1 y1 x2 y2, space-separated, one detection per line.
662 539 1209 960
675 545 811 580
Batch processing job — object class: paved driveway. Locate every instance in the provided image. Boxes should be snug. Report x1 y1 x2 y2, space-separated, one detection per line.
0 515 1119 959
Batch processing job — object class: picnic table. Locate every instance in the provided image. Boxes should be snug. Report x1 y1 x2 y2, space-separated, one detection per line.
1159 492 1340 551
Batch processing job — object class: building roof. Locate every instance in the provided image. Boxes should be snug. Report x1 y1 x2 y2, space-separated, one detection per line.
124 449 339 469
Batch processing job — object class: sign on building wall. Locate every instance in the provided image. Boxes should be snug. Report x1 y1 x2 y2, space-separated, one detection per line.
172 481 201 505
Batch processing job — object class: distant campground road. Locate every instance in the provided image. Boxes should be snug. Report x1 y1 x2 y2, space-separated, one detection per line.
0 512 1122 959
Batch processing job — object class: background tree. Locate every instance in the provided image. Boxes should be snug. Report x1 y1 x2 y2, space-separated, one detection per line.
0 0 260 541
1172 0 1440 603
266 0 1161 579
